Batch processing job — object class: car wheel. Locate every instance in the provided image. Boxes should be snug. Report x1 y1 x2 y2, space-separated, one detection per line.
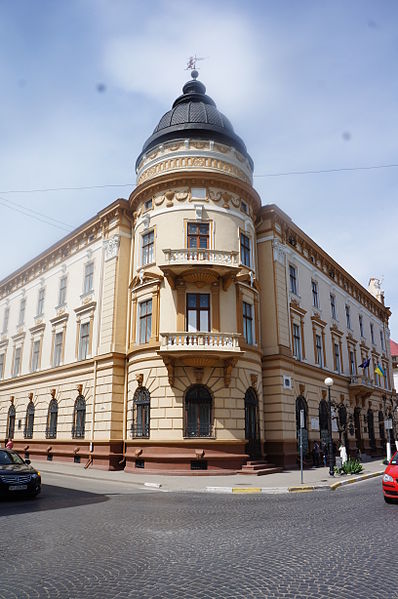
384 495 396 504
28 488 41 499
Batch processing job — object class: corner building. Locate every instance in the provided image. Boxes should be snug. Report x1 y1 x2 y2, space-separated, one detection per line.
0 74 394 472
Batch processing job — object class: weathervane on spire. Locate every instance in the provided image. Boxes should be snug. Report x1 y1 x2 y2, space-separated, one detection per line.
186 55 205 79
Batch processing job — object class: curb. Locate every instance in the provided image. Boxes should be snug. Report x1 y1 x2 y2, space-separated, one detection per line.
330 470 384 490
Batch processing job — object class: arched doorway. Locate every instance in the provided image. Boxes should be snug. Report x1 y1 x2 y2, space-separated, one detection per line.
244 387 260 458
367 409 376 452
296 396 308 457
319 399 329 450
184 385 212 437
46 399 58 439
354 407 363 452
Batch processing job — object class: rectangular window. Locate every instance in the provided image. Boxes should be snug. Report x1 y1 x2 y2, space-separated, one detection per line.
144 198 153 210
2 306 9 334
243 302 254 345
19 298 26 326
380 330 385 351
13 346 22 377
187 223 209 250
187 294 210 332
241 201 248 214
330 294 337 320
315 334 323 367
53 331 64 367
345 305 351 329
292 323 302 361
37 287 45 316
83 262 94 294
58 276 67 306
334 343 341 373
78 322 90 360
240 233 251 267
370 323 375 345
139 299 152 344
142 230 154 265
31 339 41 372
0 353 4 379
311 280 319 308
349 350 356 376
289 265 297 295
359 315 364 337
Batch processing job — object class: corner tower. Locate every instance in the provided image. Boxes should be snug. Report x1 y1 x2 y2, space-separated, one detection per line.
126 72 265 473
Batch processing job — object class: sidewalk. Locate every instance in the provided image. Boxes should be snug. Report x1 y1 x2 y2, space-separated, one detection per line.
32 458 386 495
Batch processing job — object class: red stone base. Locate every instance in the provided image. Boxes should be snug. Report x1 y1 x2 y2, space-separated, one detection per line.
124 440 248 474
11 440 124 471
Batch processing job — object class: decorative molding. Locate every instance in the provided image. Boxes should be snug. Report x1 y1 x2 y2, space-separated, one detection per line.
272 239 287 265
104 234 120 262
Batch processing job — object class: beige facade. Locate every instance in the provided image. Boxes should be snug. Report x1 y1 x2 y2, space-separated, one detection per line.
0 76 394 471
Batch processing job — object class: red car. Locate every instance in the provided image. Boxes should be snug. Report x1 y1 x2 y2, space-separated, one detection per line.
383 451 398 503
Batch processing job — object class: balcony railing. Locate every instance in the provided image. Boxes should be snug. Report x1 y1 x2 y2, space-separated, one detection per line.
349 375 373 386
162 248 239 267
160 332 241 351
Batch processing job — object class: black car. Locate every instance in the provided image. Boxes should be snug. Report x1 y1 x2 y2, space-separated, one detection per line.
0 449 41 498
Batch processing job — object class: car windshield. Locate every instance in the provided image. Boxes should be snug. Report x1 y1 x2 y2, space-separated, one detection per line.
0 450 24 465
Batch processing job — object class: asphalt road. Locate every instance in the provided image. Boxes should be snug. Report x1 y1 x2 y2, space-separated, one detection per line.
0 473 396 599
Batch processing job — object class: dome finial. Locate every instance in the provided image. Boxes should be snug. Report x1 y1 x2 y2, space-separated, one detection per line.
185 55 205 77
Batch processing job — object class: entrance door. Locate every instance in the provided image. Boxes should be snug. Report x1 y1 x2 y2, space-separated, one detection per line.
354 407 363 452
244 388 261 458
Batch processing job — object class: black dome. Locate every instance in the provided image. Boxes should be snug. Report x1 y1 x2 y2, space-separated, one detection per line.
136 75 253 170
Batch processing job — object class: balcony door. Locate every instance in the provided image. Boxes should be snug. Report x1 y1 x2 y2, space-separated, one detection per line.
187 293 210 332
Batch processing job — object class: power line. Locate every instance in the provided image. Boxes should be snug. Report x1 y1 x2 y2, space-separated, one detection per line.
254 163 398 178
0 183 134 194
0 162 396 195
0 196 73 232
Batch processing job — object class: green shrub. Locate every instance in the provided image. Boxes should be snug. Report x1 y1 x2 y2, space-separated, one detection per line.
341 458 363 475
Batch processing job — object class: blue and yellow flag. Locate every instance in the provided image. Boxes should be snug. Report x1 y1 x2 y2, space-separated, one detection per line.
375 363 385 377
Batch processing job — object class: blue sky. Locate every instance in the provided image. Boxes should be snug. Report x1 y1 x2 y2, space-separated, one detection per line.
0 0 397 338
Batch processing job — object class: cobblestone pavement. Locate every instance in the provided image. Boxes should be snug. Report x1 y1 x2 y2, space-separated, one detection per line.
0 475 396 599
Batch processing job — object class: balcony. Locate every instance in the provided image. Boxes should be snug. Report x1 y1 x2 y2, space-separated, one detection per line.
158 332 244 388
349 375 374 399
160 248 240 289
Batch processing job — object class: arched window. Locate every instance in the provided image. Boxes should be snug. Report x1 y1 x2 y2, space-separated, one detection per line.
185 385 212 438
7 404 16 440
72 395 86 439
131 387 150 438
46 399 58 439
24 401 35 439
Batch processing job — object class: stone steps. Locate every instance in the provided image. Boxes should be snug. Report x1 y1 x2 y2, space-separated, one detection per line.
238 460 283 476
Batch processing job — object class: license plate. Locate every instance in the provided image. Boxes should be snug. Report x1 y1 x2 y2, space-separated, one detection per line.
9 485 28 491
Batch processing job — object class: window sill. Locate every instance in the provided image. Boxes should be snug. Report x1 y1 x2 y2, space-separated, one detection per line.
80 290 94 301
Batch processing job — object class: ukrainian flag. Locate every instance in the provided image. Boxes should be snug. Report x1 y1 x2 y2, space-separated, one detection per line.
375 363 385 377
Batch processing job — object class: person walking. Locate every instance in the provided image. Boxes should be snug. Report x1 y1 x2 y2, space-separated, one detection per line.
312 441 321 467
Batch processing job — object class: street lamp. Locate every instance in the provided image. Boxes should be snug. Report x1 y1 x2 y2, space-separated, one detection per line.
324 377 335 476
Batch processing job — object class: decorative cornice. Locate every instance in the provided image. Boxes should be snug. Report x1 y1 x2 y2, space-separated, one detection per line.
259 204 391 323
0 200 132 302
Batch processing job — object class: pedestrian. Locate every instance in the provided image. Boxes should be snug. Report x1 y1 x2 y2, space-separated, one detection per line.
312 441 321 467
6 438 13 449
339 442 347 464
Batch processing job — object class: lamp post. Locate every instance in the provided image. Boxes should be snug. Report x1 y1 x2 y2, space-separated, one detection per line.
324 377 334 476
